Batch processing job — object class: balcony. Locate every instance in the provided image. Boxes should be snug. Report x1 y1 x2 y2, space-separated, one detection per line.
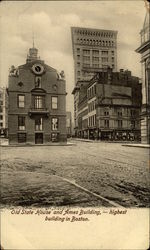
29 107 49 117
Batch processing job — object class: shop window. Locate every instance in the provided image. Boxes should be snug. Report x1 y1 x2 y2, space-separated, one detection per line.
18 116 25 131
52 118 58 131
52 96 58 109
18 95 25 108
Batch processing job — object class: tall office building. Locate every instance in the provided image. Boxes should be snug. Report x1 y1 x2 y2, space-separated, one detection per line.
71 27 118 134
136 10 150 144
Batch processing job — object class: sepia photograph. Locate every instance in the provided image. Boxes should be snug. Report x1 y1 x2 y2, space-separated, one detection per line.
0 0 150 249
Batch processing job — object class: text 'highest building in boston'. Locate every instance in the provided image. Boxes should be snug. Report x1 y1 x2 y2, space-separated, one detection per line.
8 45 67 144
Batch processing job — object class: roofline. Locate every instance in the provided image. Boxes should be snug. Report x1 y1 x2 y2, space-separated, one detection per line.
71 26 118 34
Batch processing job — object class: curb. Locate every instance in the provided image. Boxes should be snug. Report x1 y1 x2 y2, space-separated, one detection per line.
122 144 150 149
0 143 76 147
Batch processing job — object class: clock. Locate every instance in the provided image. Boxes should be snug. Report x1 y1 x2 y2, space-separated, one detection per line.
32 64 44 75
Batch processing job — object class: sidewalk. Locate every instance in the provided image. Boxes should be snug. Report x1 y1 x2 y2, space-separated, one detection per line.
71 138 150 148
122 143 150 148
71 138 94 143
0 139 75 147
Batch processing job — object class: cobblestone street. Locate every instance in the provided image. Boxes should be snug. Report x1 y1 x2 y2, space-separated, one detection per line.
1 140 149 207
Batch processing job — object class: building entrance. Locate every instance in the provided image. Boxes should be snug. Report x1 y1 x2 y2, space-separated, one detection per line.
35 133 43 144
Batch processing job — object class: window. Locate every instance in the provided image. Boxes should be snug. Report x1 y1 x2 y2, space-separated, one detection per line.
35 117 43 131
112 51 114 55
52 96 58 109
18 95 25 108
77 55 80 60
0 115 3 120
77 62 80 67
94 85 96 95
102 57 108 63
117 120 122 128
104 120 109 128
131 110 135 116
94 114 96 126
83 63 90 67
83 49 90 55
92 57 99 62
131 120 135 129
18 116 25 131
83 56 90 62
51 133 59 142
52 118 58 131
18 133 26 143
77 71 80 76
117 111 122 117
102 51 108 56
104 111 109 116
33 95 45 109
92 50 99 56
77 48 80 53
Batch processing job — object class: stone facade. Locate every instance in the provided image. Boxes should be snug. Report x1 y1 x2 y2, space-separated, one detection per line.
8 46 67 144
136 10 150 144
73 69 142 141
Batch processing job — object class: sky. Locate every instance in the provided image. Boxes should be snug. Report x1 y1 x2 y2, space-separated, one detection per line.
0 0 147 113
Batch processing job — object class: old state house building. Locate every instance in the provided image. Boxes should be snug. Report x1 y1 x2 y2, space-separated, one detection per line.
8 46 67 144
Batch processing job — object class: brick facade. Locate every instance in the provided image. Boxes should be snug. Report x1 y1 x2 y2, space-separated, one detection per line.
8 47 67 144
73 69 142 141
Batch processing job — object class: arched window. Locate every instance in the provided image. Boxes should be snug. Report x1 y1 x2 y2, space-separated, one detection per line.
31 88 46 109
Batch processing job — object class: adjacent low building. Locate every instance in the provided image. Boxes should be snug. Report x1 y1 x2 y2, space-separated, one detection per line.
8 46 67 144
72 69 142 141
